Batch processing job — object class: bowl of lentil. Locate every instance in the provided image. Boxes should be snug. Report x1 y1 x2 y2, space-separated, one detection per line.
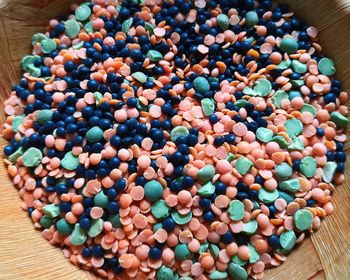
0 0 349 280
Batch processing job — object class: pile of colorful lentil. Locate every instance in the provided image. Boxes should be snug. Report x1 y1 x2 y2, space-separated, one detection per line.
2 0 349 279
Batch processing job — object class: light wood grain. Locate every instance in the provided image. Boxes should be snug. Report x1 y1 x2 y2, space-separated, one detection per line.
0 0 349 279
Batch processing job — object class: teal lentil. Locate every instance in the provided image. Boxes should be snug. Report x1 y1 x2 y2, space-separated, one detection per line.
217 14 229 30
228 262 248 280
279 37 298 54
245 11 259 27
56 218 74 235
193 77 210 93
86 126 104 143
174 244 190 260
144 180 163 202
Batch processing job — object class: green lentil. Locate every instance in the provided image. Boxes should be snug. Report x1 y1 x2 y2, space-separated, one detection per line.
153 223 163 232
61 151 80 170
174 244 190 260
234 99 249 108
86 126 104 143
228 200 245 221
40 215 53 229
256 127 273 142
245 11 259 27
197 181 216 197
253 78 272 96
151 200 170 219
277 59 292 70
330 111 349 128
271 135 289 148
197 165 215 182
258 188 279 204
171 211 192 225
122 18 133 33
228 262 248 280
242 220 258 235
248 243 260 264
22 147 43 167
40 38 57 54
280 230 296 250
199 242 209 254
285 118 303 138
300 104 316 116
12 115 24 132
70 224 87 246
32 33 47 45
145 22 154 34
209 243 220 259
201 98 215 116
275 163 293 179
132 71 148 83
94 91 103 104
272 90 289 108
322 161 337 183
27 64 41 77
144 180 163 202
318 57 336 76
43 203 60 218
209 271 228 280
56 218 74 235
9 147 24 163
292 60 307 74
193 77 210 93
217 14 229 30
94 191 109 208
242 86 257 96
279 178 300 193
300 156 317 178
64 19 81 38
147 50 163 62
288 90 302 100
236 157 253 175
287 137 304 151
278 191 294 204
75 5 91 21
290 79 304 87
88 218 104 237
231 255 247 266
170 126 189 142
279 37 298 54
294 209 313 231
226 152 235 162
84 21 95 33
37 109 53 124
109 214 122 228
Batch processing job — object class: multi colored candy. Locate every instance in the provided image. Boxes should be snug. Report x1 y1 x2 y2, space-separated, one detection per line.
2 0 348 279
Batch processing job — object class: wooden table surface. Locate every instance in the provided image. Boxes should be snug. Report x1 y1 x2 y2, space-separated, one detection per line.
0 0 349 279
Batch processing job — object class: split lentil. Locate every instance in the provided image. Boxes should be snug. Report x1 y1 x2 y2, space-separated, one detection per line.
2 0 348 279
